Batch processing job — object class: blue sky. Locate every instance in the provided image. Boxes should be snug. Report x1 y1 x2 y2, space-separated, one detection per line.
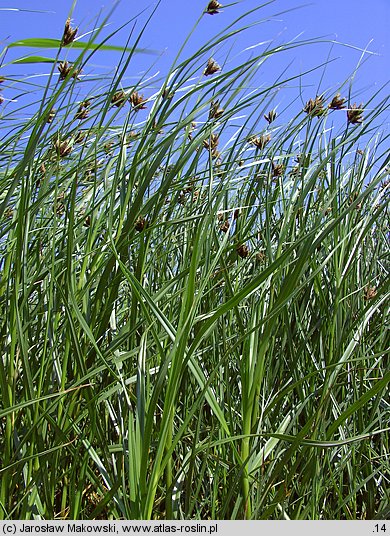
1 0 389 122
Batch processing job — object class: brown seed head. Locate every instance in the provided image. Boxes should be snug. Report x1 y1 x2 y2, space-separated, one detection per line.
53 138 72 158
249 134 271 150
192 190 201 202
328 93 346 110
111 90 127 107
187 122 197 141
364 285 377 301
347 103 364 125
290 165 300 178
255 251 266 264
75 100 90 120
203 133 219 151
237 243 249 258
61 18 78 46
74 131 86 144
219 220 230 233
58 61 81 80
152 120 164 134
183 185 194 195
58 61 71 79
135 216 147 232
264 110 277 124
204 58 221 76
209 99 224 119
272 162 285 177
304 95 325 117
129 91 147 110
104 142 114 155
162 87 175 100
206 0 222 14
36 162 46 187
46 108 56 123
0 78 4 105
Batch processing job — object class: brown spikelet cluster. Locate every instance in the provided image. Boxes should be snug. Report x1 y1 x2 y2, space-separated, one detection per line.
209 99 224 119
75 100 90 120
219 220 230 233
55 192 65 216
206 0 222 14
237 243 249 258
129 91 147 111
61 18 78 46
204 58 221 76
35 162 46 188
304 95 326 117
264 110 277 124
104 141 114 155
58 61 72 80
53 137 72 158
46 108 56 123
272 162 285 177
74 131 86 144
0 76 5 105
249 134 271 150
364 286 377 301
187 122 197 141
203 133 219 155
255 251 266 264
58 61 81 81
328 93 346 110
162 87 175 100
111 90 127 107
347 103 364 124
135 216 147 232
